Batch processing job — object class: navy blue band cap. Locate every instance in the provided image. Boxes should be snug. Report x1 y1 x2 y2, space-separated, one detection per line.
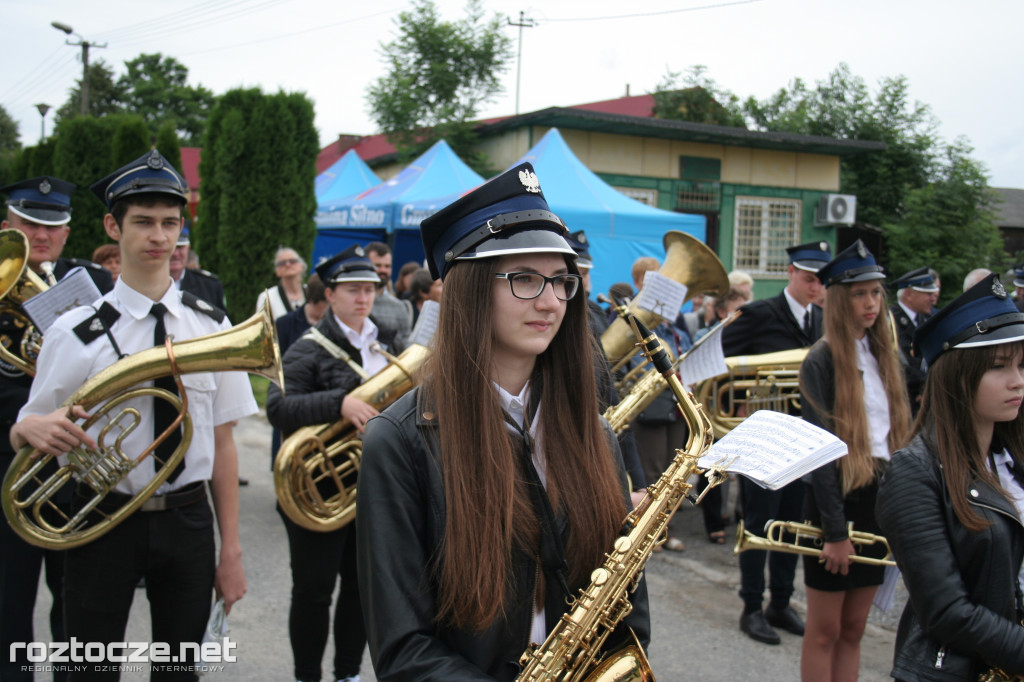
914 273 1024 365
565 229 593 269
177 227 190 247
90 150 187 209
893 266 938 293
786 241 831 273
815 239 885 287
314 245 381 285
0 176 76 226
1013 264 1024 289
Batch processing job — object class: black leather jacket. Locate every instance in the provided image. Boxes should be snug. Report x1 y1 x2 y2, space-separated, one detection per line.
265 313 395 436
877 434 1024 680
356 388 651 681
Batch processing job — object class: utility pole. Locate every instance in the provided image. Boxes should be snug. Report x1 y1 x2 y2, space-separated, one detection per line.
507 11 535 115
51 22 107 116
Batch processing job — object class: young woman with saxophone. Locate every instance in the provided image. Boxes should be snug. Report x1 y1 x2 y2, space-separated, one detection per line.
356 163 649 681
266 244 394 682
877 273 1024 680
798 240 911 681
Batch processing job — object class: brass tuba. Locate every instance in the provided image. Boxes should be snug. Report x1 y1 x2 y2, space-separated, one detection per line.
693 348 808 439
600 230 729 373
517 315 727 681
2 302 284 550
0 229 49 375
274 341 430 532
734 519 896 567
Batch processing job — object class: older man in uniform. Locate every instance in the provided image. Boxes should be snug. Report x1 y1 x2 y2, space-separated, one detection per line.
11 151 255 679
1 176 113 682
722 240 830 645
890 267 938 412
171 226 226 313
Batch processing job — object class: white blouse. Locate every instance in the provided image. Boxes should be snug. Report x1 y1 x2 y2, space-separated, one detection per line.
855 334 891 460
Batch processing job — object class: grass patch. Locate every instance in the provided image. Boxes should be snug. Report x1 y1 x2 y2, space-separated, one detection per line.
249 375 270 409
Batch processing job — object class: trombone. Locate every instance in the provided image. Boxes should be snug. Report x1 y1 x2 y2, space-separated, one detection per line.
734 519 896 567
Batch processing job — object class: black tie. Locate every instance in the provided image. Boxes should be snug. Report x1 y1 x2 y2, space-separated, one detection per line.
150 303 184 483
802 310 812 338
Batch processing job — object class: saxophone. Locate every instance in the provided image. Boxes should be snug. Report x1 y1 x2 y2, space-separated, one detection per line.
516 315 724 682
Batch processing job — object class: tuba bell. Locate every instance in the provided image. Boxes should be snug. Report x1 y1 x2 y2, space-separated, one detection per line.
274 341 430 532
0 229 49 375
2 300 284 550
600 230 729 372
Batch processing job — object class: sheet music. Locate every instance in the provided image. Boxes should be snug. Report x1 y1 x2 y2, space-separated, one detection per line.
409 300 440 347
21 267 102 333
873 564 901 611
635 271 687 321
678 313 735 386
698 410 847 490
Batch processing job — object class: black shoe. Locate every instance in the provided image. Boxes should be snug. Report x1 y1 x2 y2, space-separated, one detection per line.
238 477 249 486
739 610 780 645
765 604 805 636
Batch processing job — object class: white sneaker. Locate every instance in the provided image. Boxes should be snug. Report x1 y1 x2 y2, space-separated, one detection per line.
337 676 360 682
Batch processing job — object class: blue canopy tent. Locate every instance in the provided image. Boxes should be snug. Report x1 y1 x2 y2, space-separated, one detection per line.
314 150 384 264
512 128 707 302
313 140 483 271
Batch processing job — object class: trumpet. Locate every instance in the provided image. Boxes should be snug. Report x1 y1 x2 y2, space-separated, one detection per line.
0 229 49 375
2 301 284 550
734 519 896 567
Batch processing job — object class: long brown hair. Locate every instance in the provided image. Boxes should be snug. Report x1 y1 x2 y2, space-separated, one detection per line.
916 342 1024 531
805 282 911 494
421 256 626 632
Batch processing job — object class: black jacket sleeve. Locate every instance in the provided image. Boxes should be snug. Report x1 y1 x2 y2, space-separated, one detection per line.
266 338 356 435
799 342 849 542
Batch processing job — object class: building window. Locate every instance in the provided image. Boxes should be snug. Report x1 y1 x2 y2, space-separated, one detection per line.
676 181 720 211
733 197 802 276
616 187 658 206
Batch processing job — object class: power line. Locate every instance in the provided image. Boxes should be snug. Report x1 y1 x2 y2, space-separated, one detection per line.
93 0 268 41
108 0 294 47
3 55 80 110
540 0 763 23
0 48 69 103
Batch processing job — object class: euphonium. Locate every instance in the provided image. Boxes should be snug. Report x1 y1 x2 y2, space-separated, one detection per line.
693 348 808 439
599 230 728 373
734 519 896 567
0 229 49 375
274 341 430 532
2 301 284 550
517 315 726 682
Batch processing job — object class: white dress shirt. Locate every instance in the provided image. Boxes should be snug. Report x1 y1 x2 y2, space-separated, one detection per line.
991 449 1024 591
855 334 891 460
335 314 389 376
20 277 257 494
783 288 812 332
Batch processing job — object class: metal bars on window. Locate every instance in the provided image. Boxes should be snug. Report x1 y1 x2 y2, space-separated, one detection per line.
733 197 801 276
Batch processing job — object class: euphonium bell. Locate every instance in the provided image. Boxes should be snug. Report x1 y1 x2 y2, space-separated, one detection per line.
2 300 284 550
0 229 49 375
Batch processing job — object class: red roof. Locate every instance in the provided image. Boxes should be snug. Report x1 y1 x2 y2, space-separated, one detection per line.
181 147 201 190
314 93 658 169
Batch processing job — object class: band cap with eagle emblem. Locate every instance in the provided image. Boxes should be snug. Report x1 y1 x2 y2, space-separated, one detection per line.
419 162 575 281
314 244 381 286
892 266 939 293
89 150 187 209
815 239 885 287
0 176 76 225
565 229 593 270
785 240 831 273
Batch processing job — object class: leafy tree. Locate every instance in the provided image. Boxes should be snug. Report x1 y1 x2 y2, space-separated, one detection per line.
50 116 117 258
0 103 20 186
111 114 151 167
118 53 215 146
366 0 512 173
652 65 746 127
54 60 127 124
155 119 182 174
199 88 318 324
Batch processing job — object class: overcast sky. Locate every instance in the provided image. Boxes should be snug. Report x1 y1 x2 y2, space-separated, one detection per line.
5 0 1023 188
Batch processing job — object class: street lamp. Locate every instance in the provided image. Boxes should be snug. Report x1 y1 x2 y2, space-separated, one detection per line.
51 21 106 116
35 103 51 142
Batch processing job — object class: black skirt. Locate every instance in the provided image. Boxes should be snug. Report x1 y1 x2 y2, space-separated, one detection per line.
802 480 887 591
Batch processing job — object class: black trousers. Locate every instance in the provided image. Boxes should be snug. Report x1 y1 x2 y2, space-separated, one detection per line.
63 492 215 682
278 507 366 682
737 477 805 611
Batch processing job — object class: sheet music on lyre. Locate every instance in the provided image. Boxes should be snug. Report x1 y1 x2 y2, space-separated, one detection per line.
21 267 103 333
677 310 738 386
698 409 847 490
409 300 440 347
634 271 687 321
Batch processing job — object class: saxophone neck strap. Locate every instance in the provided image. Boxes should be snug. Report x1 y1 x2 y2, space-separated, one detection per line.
303 327 371 381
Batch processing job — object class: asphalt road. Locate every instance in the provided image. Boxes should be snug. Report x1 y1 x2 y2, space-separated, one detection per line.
32 411 903 681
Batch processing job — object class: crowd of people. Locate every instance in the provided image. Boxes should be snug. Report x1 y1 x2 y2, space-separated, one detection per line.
2 154 1024 682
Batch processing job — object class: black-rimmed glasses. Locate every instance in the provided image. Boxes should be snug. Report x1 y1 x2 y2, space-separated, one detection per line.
495 272 581 301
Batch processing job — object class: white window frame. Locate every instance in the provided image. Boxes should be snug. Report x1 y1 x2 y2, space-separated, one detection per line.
732 196 802 278
615 187 658 206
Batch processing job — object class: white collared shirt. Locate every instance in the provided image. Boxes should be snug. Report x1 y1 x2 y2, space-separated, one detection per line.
334 314 388 376
494 380 548 645
855 334 891 460
783 288 812 332
991 449 1024 590
897 300 920 326
19 277 257 495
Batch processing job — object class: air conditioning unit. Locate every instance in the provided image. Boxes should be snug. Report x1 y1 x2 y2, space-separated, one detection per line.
815 194 857 226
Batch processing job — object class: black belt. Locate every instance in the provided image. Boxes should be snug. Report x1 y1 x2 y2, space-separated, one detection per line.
89 481 207 513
